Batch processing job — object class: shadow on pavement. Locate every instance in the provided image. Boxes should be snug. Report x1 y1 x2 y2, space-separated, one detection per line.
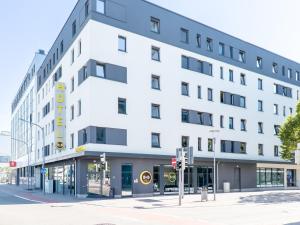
285 223 300 225
239 192 300 204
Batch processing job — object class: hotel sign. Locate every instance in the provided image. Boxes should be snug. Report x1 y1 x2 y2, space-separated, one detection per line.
55 82 66 151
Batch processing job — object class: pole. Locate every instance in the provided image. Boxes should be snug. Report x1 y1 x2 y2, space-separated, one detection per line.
178 167 181 206
181 161 184 199
42 127 45 195
213 137 216 201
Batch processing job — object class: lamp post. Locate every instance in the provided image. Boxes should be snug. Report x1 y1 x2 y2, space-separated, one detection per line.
0 131 30 190
19 118 45 194
209 129 220 201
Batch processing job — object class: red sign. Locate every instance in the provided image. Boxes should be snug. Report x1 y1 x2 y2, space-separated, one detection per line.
171 158 177 169
9 161 16 167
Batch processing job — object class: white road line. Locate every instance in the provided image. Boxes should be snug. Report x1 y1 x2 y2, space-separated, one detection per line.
13 195 46 204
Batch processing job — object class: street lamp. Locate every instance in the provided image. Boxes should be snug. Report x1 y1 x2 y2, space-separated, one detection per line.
209 129 220 201
0 131 31 190
19 118 46 194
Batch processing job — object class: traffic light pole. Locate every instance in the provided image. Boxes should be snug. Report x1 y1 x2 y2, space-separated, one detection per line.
178 167 182 206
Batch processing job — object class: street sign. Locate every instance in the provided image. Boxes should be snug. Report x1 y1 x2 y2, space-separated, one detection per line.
9 161 16 167
41 168 47 174
171 157 176 169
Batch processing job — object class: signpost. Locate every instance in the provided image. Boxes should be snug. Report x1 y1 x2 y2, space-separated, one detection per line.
176 147 193 206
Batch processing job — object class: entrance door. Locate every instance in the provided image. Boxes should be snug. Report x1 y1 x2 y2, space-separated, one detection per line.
121 165 132 197
87 173 101 196
234 167 241 191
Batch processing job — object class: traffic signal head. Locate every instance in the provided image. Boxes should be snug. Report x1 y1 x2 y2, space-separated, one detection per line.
176 161 182 170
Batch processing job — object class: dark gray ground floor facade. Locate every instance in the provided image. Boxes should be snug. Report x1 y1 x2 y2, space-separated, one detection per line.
15 153 298 197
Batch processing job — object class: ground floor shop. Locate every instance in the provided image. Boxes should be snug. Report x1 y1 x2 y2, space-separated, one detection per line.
14 155 300 197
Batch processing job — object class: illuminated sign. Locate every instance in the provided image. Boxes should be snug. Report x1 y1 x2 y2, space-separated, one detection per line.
75 146 87 153
140 171 152 185
9 161 16 167
55 82 66 151
168 172 176 183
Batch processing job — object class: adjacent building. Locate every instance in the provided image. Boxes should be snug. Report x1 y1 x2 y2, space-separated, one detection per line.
12 0 300 197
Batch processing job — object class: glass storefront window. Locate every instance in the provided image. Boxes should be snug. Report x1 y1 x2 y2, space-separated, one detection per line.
163 166 178 193
257 168 284 188
153 166 160 193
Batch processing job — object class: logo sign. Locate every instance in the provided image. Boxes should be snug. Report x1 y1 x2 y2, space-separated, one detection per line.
168 172 176 183
140 171 152 185
171 158 177 169
75 146 87 153
9 161 16 167
55 82 66 151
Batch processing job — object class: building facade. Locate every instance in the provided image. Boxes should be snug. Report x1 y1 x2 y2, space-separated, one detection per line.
13 0 300 197
11 50 45 187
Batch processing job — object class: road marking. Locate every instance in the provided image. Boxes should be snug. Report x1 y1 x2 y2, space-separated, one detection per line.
13 195 46 204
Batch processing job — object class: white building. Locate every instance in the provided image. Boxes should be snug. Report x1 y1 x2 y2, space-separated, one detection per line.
11 50 45 186
13 0 300 197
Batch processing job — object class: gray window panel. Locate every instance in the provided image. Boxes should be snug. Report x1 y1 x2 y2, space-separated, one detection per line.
221 140 246 154
180 28 189 43
182 109 212 126
78 126 127 146
150 17 160 33
151 133 160 148
181 56 189 69
78 59 127 85
118 36 127 52
181 56 212 76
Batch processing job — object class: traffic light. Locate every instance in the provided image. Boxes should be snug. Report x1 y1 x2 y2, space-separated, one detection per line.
176 161 182 170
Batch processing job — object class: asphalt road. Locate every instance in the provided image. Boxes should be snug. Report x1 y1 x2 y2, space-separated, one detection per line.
0 184 37 205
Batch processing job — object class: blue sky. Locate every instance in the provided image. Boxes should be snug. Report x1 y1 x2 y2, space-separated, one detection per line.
1 0 300 155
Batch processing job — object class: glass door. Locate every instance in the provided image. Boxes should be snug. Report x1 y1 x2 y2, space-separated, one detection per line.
121 165 132 197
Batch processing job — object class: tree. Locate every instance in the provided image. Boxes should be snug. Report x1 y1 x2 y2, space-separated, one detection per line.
279 101 300 160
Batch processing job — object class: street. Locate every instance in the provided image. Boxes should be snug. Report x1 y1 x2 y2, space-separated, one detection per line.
0 184 300 225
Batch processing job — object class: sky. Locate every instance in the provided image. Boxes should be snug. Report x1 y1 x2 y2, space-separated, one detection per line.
0 0 300 156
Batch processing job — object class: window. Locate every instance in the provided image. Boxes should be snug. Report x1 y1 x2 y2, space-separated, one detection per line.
96 0 105 14
241 119 246 131
83 66 88 80
296 71 300 81
283 106 286 117
206 38 213 52
181 82 189 96
258 78 263 90
229 117 234 129
151 46 160 61
220 115 224 128
180 28 189 43
198 60 204 73
258 100 263 112
118 36 126 52
272 63 278 74
70 77 74 93
288 68 292 79
240 142 247 154
198 137 202 151
96 128 105 143
240 73 246 85
151 75 160 90
60 40 64 54
151 104 160 119
256 57 263 69
274 146 279 157
78 40 82 56
229 69 234 82
240 96 246 108
181 136 189 147
51 120 55 132
71 49 75 64
196 34 201 47
258 144 264 156
220 67 224 79
208 88 213 101
208 138 213 152
118 98 126 114
85 0 89 18
274 125 280 135
72 20 76 37
208 64 213 76
96 64 105 77
181 56 189 69
78 100 82 116
229 46 234 59
282 66 285 76
150 17 160 33
181 110 189 123
70 105 74 121
151 133 160 148
197 86 202 99
274 104 278 115
239 50 246 63
258 122 263 134
70 134 74 149
219 42 225 55
290 107 293 115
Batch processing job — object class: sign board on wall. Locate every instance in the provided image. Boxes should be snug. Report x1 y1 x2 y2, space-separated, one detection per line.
55 82 66 151
140 171 152 185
